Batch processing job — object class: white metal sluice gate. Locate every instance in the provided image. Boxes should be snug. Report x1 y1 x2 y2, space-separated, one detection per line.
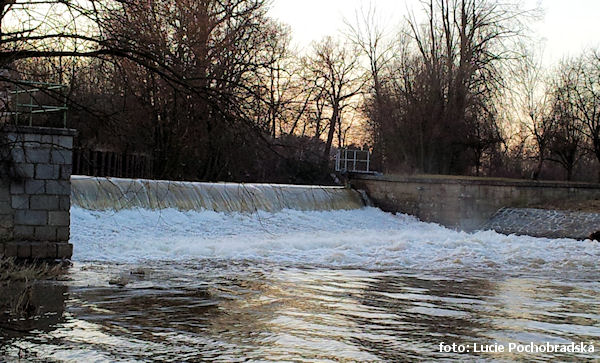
334 148 371 173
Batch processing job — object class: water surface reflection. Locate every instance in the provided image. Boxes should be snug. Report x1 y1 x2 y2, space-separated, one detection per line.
1 262 598 361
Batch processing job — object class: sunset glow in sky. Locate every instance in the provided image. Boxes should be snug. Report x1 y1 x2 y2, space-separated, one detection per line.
269 0 600 65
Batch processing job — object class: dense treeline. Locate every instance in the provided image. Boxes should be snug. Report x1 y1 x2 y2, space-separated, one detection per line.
1 0 599 182
358 1 600 181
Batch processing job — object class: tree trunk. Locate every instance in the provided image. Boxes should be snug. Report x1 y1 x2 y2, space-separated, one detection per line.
323 104 339 161
532 155 544 180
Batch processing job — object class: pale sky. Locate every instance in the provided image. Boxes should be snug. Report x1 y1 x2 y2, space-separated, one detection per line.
269 0 600 65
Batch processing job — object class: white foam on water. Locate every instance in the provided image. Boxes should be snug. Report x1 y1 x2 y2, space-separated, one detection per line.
70 206 600 273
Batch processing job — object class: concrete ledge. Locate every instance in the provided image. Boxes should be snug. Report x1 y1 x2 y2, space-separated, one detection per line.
354 173 600 189
0 242 73 260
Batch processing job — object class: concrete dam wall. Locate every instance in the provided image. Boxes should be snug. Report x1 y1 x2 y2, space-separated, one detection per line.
351 174 600 238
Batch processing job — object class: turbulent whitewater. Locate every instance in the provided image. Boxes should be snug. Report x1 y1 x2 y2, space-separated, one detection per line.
69 176 600 274
71 206 600 273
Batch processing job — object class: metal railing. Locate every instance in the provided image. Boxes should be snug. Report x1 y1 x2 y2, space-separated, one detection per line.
7 81 68 128
334 148 371 173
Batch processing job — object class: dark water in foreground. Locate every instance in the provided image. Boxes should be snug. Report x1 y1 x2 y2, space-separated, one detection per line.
1 261 598 362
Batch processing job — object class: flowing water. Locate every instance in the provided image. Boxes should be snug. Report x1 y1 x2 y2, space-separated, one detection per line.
70 176 364 212
1 177 599 361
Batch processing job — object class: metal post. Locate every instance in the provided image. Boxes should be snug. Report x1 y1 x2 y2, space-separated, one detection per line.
366 150 370 172
63 87 67 128
29 89 33 126
344 148 348 171
353 150 357 171
14 84 18 125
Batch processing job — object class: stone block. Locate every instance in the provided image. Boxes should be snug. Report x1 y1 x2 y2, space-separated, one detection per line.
53 135 73 149
4 242 18 257
24 141 44 148
35 164 59 180
13 163 34 178
17 244 31 258
51 149 72 165
25 179 45 194
59 196 70 211
57 243 73 259
0 201 11 214
10 181 24 194
25 148 50 163
48 211 69 226
4 132 18 143
14 225 34 239
34 226 56 241
31 243 54 259
59 165 73 180
0 186 8 202
0 214 12 229
15 210 47 226
41 135 53 144
0 226 10 240
30 195 59 210
56 226 70 241
45 180 70 195
11 194 29 209
23 133 41 142
10 147 26 163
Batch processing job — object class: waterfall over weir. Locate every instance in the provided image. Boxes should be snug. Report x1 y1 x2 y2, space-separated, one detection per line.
71 175 364 212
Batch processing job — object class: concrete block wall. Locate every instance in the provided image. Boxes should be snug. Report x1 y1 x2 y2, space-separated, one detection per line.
0 179 11 239
351 174 600 235
0 125 76 259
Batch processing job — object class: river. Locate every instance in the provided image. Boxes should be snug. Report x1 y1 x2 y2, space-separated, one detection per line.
1 206 599 361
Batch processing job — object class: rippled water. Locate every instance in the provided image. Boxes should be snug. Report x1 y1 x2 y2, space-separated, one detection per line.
1 207 599 361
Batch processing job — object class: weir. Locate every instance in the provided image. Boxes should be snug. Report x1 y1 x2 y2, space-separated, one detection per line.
71 176 364 212
350 173 600 237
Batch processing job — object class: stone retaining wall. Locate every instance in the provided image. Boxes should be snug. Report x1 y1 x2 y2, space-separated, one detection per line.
350 174 600 235
0 125 75 259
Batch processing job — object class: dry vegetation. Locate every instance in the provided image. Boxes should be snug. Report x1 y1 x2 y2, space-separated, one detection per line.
0 258 66 320
0 258 64 283
0 0 599 183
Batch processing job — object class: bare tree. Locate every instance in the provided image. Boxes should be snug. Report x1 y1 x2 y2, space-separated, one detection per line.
568 50 600 180
343 3 394 162
304 37 364 161
547 66 585 181
371 0 531 174
513 46 555 179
